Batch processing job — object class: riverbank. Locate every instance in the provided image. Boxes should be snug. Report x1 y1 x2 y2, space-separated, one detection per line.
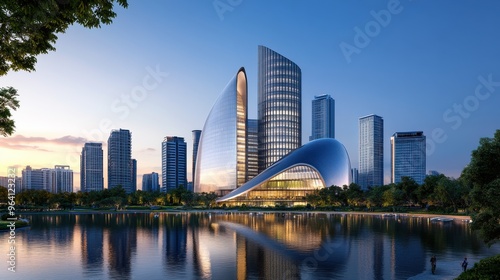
408 258 474 280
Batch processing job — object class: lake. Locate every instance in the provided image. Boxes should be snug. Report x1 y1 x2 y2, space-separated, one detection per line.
1 212 499 280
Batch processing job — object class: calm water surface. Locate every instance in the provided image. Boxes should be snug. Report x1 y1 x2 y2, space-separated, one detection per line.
1 212 499 280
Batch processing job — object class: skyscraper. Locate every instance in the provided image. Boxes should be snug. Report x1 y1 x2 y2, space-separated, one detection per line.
258 45 302 172
310 94 335 140
131 159 137 193
108 129 133 193
391 131 426 184
53 165 73 193
246 119 258 181
80 142 104 192
142 172 160 192
191 129 202 190
162 136 187 192
359 114 384 189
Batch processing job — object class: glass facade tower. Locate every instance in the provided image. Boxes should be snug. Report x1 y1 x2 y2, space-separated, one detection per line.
108 129 133 193
80 142 104 192
162 136 187 192
258 45 302 172
310 94 335 140
191 129 202 190
391 131 426 184
195 67 247 194
246 119 259 181
359 115 384 189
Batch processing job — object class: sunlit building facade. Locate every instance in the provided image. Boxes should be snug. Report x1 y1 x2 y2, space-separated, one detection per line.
258 45 302 172
391 131 426 184
194 67 247 194
108 128 133 193
80 142 104 192
217 138 352 206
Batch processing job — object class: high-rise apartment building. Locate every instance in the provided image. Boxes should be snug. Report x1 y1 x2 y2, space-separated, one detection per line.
162 136 187 192
391 131 426 185
131 159 137 193
108 129 133 193
21 165 73 193
310 94 335 140
246 119 259 181
359 114 384 189
53 165 73 193
191 129 202 190
142 172 159 192
80 142 104 192
258 45 302 172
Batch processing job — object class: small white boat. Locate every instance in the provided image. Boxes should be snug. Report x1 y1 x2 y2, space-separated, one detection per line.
430 217 453 222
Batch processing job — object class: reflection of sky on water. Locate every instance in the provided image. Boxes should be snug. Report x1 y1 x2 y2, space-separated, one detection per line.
1 212 499 280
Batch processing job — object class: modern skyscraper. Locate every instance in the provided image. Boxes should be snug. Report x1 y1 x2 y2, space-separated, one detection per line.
131 159 137 193
191 129 202 190
162 136 187 192
194 67 247 194
391 131 426 185
108 129 133 193
246 119 258 181
80 142 104 192
351 168 359 185
53 165 73 193
142 172 160 192
258 45 302 172
359 114 384 189
310 94 335 140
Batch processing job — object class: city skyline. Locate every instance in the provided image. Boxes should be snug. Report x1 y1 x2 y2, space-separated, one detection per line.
1 1 499 190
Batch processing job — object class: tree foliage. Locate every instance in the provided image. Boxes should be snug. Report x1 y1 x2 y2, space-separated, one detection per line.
456 254 500 280
0 87 20 136
462 130 500 246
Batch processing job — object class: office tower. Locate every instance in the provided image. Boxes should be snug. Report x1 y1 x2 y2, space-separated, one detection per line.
131 159 137 193
194 67 247 194
191 129 202 190
310 94 335 140
359 114 384 189
246 119 258 181
258 45 302 172
108 129 133 193
351 168 359 185
80 142 104 192
53 165 73 193
162 136 187 192
391 131 426 184
142 172 159 192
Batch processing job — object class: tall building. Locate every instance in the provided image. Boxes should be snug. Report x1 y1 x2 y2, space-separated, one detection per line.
310 94 335 140
53 165 73 193
142 172 159 192
359 114 384 189
246 119 258 181
0 176 21 193
195 67 247 194
80 142 104 192
391 131 426 185
108 129 133 193
351 168 359 185
21 166 48 191
131 159 137 193
162 136 187 192
258 45 302 172
191 129 202 190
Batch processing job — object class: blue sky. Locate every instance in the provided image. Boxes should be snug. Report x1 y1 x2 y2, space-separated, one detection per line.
1 0 500 189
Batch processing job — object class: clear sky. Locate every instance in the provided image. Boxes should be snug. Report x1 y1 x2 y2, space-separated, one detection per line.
1 0 500 190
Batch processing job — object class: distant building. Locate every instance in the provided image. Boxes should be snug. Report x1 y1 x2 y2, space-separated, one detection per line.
391 131 426 185
191 130 202 191
131 159 137 193
359 114 384 189
310 94 335 140
162 136 187 192
53 165 73 193
80 142 104 192
428 170 440 176
351 168 359 185
258 45 302 172
0 176 21 193
108 129 133 193
246 119 259 181
142 172 159 192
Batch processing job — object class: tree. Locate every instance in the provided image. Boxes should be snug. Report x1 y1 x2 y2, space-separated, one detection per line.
462 130 500 245
0 0 128 136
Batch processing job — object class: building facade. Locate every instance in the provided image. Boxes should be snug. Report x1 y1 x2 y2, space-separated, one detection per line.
391 131 426 185
142 172 160 192
246 119 259 182
359 114 384 189
162 136 187 192
53 165 73 193
258 45 302 172
194 67 247 194
80 142 104 192
21 165 73 193
310 94 335 140
131 159 137 192
191 129 202 191
108 129 133 193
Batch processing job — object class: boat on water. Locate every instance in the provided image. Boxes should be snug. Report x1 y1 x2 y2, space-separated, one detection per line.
430 217 454 222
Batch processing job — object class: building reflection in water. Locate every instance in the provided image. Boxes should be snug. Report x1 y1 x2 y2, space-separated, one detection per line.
80 214 104 276
106 213 137 279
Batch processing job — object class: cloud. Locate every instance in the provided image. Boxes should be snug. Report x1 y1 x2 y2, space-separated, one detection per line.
0 134 96 151
139 148 156 153
0 142 51 152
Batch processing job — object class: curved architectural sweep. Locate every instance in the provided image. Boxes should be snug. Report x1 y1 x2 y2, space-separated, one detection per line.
217 138 352 206
194 68 247 194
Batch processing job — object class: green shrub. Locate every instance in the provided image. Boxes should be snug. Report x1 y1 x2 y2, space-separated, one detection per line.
456 254 500 280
